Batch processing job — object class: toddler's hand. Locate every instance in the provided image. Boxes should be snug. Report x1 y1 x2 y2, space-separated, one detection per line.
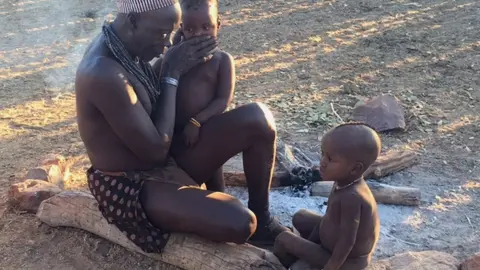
183 122 200 147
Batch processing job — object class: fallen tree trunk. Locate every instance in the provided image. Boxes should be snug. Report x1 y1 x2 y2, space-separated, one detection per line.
36 191 285 270
311 181 421 206
224 149 419 187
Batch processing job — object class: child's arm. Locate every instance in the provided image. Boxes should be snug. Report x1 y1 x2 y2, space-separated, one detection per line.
323 195 361 270
192 51 235 124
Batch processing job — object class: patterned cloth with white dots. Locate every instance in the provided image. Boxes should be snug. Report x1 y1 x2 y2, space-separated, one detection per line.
87 167 170 253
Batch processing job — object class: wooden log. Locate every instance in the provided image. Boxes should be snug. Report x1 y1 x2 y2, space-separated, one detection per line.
311 181 421 206
365 150 419 180
224 170 285 187
36 191 285 270
224 150 419 187
276 139 316 172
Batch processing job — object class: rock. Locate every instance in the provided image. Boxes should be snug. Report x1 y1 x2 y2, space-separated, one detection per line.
352 94 406 132
460 253 480 270
368 251 459 270
25 168 48 181
8 180 63 213
284 251 459 270
48 164 65 189
41 154 66 166
24 154 70 188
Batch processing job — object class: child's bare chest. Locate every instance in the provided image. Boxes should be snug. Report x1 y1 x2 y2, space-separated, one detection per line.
175 58 221 121
177 59 219 97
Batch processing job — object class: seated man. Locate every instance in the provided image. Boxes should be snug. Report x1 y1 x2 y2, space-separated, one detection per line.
75 0 288 254
274 123 381 270
170 0 235 192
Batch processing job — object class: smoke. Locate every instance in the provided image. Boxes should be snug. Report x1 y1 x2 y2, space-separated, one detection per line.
39 1 117 95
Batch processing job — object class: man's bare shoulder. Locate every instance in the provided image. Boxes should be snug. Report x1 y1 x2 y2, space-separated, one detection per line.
77 55 122 83
76 55 125 95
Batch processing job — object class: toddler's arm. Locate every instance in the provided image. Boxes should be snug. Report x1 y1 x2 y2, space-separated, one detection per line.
323 195 361 270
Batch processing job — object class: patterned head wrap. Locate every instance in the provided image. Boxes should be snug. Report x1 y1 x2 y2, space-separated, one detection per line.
117 0 177 13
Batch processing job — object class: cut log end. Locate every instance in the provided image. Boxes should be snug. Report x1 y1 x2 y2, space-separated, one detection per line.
311 181 421 206
36 191 285 270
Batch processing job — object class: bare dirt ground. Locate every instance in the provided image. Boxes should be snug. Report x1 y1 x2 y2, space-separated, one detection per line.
0 0 479 269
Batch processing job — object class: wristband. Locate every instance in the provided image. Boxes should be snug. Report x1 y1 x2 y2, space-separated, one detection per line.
189 118 201 128
161 77 179 87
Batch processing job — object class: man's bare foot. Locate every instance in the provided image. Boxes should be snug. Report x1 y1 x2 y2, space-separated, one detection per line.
248 216 290 247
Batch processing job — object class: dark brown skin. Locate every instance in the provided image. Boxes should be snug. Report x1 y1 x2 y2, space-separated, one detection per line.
274 124 381 270
168 2 234 191
76 3 284 245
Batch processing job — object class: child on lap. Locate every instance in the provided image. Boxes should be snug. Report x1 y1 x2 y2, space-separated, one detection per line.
169 0 234 192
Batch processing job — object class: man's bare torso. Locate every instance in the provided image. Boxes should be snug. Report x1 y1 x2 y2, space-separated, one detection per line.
76 34 157 171
319 181 380 258
76 35 227 171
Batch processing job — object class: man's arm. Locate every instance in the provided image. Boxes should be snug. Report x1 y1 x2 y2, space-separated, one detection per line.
193 51 235 124
323 194 361 270
151 30 184 75
151 55 163 75
85 58 175 165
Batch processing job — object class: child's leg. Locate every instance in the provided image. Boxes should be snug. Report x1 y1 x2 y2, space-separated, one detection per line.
274 231 330 269
273 231 299 267
204 166 225 192
292 209 323 241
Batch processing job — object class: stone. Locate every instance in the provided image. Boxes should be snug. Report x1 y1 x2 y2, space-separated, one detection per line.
8 180 62 213
367 251 459 270
41 154 66 166
48 164 65 189
24 154 70 188
25 168 48 181
289 251 459 270
460 253 480 270
352 94 406 132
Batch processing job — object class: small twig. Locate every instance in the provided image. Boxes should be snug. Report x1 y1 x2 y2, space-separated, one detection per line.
465 213 474 229
404 2 422 7
330 103 344 123
382 231 421 247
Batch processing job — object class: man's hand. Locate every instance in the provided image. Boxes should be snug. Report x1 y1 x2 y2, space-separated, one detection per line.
172 29 184 46
183 122 200 147
161 35 218 79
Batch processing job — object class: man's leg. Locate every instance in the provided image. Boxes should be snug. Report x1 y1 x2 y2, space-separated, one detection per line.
140 180 256 244
172 103 287 239
204 166 225 192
